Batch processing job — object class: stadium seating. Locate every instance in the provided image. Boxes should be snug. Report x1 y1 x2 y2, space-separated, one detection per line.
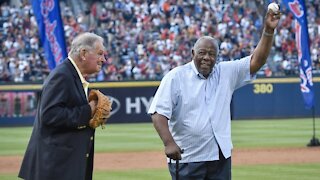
0 0 319 82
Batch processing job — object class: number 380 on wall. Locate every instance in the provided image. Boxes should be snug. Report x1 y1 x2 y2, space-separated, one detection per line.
253 83 273 94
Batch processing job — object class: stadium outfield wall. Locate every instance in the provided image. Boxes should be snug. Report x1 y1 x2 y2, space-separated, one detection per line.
0 77 319 126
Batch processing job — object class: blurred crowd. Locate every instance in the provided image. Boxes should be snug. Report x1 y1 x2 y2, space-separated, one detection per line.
0 0 320 83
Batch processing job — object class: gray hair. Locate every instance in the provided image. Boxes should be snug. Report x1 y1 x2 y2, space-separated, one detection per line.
68 32 104 57
193 36 219 56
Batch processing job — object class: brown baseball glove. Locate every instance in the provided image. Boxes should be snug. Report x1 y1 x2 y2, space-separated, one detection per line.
88 89 112 129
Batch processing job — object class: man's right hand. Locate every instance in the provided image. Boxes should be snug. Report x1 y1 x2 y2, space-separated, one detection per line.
165 142 183 160
89 100 97 117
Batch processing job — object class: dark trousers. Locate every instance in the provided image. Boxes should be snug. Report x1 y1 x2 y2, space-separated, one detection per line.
168 150 231 180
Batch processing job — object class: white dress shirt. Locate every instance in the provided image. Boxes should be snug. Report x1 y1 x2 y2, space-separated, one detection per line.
148 56 254 163
68 57 89 98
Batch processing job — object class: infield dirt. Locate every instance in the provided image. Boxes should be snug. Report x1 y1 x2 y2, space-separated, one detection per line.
0 147 319 173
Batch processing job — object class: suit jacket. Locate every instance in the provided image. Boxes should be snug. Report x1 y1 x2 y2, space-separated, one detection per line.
19 59 95 180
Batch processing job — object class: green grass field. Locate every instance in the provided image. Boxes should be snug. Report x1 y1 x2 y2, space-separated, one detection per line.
0 118 320 179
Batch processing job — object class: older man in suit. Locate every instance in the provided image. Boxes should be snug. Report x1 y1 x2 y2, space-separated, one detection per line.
19 32 107 180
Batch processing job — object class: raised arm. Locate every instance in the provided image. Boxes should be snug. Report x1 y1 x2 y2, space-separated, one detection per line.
250 5 281 74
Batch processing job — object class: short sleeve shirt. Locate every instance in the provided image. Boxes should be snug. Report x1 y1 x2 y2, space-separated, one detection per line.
148 56 254 163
